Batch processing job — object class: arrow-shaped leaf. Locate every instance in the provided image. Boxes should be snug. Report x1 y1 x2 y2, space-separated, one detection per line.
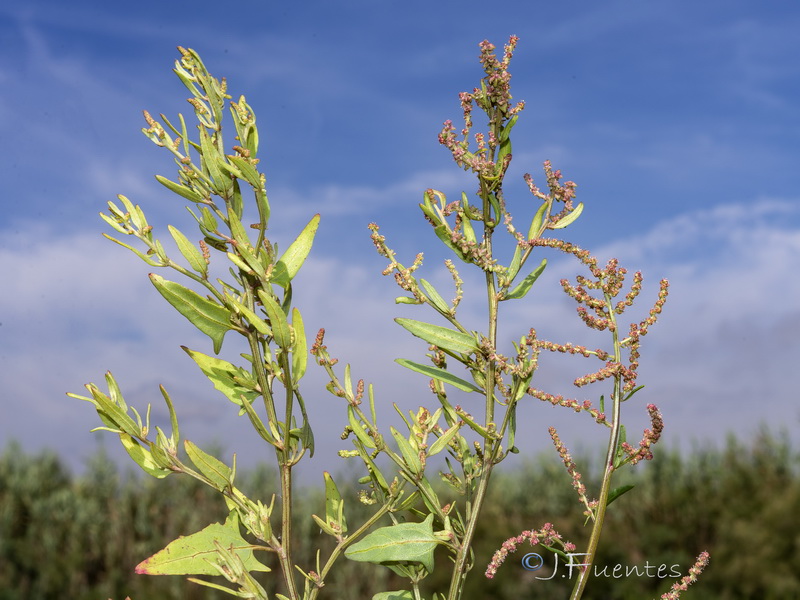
345 514 437 573
185 440 232 491
136 511 269 576
150 274 231 353
182 347 259 407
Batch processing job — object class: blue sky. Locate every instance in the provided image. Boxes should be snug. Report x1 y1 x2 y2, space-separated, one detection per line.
1 0 799 479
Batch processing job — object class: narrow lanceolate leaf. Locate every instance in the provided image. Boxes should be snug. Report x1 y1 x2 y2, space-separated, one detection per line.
419 279 450 313
394 318 477 356
498 113 519 143
185 440 232 491
135 512 269 576
550 202 584 229
150 274 231 353
348 406 376 449
156 174 204 203
271 214 320 288
182 347 259 407
427 422 464 457
257 290 291 349
344 514 437 573
506 258 547 300
198 128 229 196
168 225 208 277
291 307 308 384
103 234 164 267
227 155 263 191
395 359 481 393
607 484 635 506
527 201 548 239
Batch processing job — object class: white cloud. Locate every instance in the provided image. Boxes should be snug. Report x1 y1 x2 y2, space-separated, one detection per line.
2 183 798 479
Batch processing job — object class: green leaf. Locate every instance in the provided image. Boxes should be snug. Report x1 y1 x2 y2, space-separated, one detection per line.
607 484 635 506
372 592 414 600
227 155 263 191
550 202 584 229
168 225 208 277
291 307 308 384
120 433 171 479
394 318 477 356
226 203 251 248
527 201 548 240
185 440 232 491
345 514 437 573
348 406 376 449
182 347 259 407
395 359 481 393
225 294 271 336
150 274 231 353
86 374 140 435
156 174 204 203
323 471 347 534
433 224 468 263
103 234 164 267
198 128 229 196
200 206 218 232
391 427 422 476
506 258 547 300
498 113 519 143
272 214 320 288
459 194 478 244
135 511 270 576
507 243 523 282
257 290 291 349
428 422 463 457
419 278 450 313
496 137 512 170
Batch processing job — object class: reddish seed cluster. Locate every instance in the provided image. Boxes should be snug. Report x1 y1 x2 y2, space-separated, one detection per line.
485 522 574 579
620 404 664 464
660 552 710 599
310 328 338 367
438 36 525 178
523 160 577 215
527 388 608 425
549 427 593 514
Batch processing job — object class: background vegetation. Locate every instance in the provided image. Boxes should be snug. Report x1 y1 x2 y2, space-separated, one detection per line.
1 429 797 600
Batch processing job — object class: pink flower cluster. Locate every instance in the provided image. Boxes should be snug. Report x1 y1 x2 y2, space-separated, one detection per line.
485 523 574 579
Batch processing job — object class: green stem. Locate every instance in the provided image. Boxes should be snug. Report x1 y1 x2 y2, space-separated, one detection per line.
446 169 501 600
569 293 623 600
308 487 404 600
278 462 300 600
